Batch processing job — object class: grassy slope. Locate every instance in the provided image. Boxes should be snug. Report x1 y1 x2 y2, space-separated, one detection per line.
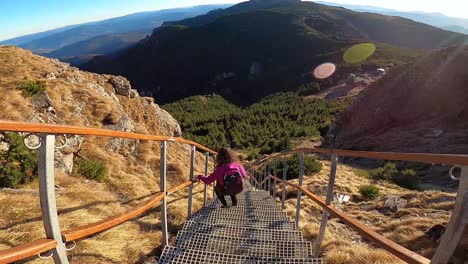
260 156 454 263
0 46 210 263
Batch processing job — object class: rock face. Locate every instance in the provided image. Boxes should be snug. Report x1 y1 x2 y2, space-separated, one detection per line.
0 46 182 174
326 45 468 154
108 75 139 98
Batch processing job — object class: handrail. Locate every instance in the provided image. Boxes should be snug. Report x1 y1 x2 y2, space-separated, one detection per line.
0 239 57 264
62 180 192 242
0 120 217 155
268 175 431 264
268 147 468 166
0 120 217 264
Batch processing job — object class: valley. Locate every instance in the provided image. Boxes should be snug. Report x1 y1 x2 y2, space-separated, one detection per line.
1 0 467 263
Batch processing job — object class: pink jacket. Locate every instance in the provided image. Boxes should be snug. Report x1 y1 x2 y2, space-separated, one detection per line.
197 162 247 187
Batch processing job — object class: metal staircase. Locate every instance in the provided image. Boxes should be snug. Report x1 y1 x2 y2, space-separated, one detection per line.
158 182 323 263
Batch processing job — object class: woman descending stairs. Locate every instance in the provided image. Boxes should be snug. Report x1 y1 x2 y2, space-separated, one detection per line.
158 182 323 263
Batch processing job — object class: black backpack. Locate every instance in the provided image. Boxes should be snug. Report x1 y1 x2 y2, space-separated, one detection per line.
223 171 243 195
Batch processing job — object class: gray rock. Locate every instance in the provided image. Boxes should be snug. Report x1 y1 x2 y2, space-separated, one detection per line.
108 76 139 98
157 106 182 137
383 196 408 212
31 92 53 109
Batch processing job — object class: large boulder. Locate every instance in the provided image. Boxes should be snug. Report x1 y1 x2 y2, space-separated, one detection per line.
108 76 139 98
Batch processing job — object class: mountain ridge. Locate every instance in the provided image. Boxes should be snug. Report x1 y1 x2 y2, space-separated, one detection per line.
2 4 231 55
81 0 465 104
316 1 468 34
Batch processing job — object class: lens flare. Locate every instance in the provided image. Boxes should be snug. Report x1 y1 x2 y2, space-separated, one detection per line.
313 63 336 79
343 43 376 64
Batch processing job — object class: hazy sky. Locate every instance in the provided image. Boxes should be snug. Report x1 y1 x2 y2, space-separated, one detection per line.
1 0 467 41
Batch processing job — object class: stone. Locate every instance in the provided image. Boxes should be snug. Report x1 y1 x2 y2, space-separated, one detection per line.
31 92 53 109
157 107 182 137
45 72 56 79
383 196 408 212
108 76 139 98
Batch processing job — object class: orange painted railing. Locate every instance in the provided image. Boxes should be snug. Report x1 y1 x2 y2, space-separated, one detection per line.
253 148 468 264
0 121 466 264
0 120 217 264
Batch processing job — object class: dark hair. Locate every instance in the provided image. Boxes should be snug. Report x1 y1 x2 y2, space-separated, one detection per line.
215 148 240 167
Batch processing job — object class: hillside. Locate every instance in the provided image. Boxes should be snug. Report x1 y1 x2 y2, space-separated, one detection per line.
0 46 210 263
5 4 229 54
163 93 350 155
81 0 465 104
255 155 456 263
45 32 148 65
326 45 468 155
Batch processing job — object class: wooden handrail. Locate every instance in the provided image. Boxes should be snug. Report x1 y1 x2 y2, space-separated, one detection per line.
0 120 217 155
0 239 56 264
268 147 468 166
61 192 164 241
62 180 193 242
0 121 214 263
269 175 431 264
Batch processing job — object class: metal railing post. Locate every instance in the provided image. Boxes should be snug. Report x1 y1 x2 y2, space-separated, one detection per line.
267 164 271 193
203 152 209 207
38 134 69 264
272 175 277 202
295 153 304 228
272 161 277 196
281 159 287 209
212 155 216 199
160 141 169 246
314 154 338 257
431 165 468 264
187 146 195 219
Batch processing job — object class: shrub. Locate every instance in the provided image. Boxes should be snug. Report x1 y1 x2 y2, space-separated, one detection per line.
369 162 397 181
18 80 46 97
246 149 259 161
393 169 418 189
359 185 380 200
0 132 38 188
354 169 371 178
74 158 108 181
270 154 322 180
297 82 321 96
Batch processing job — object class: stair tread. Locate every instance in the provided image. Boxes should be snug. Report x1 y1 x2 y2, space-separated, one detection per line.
182 221 304 241
159 246 323 264
175 231 312 258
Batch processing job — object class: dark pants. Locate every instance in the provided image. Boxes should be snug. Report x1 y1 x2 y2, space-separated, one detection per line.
214 184 237 206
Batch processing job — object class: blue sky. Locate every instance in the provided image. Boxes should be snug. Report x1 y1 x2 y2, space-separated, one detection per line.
1 0 467 41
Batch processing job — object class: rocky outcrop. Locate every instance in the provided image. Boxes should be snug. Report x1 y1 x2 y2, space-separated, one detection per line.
0 46 183 175
108 75 139 98
326 45 468 154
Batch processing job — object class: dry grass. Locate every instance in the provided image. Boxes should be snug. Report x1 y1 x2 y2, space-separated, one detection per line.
275 156 455 263
0 46 214 263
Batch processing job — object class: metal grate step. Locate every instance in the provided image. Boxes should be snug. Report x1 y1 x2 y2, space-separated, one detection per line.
207 198 278 208
182 221 304 242
159 246 323 264
191 209 289 221
175 231 312 258
195 206 287 217
190 217 296 230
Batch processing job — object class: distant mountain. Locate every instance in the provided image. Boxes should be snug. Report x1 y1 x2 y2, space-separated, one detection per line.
0 24 81 46
316 1 468 34
45 32 148 65
81 0 467 104
3 4 231 54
